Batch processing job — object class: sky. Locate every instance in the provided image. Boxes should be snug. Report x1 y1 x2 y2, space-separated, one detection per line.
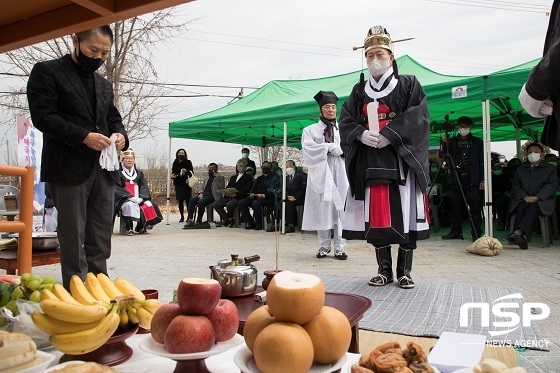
0 0 554 166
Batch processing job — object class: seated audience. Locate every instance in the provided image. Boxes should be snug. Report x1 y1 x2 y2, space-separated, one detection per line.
239 161 280 230
505 143 557 249
114 149 162 235
184 163 225 227
214 159 254 227
267 160 307 233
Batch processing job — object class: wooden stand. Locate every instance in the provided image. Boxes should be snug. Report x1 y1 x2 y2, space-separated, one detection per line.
0 249 60 275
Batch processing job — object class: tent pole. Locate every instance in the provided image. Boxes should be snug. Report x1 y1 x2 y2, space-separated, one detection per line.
166 138 172 225
281 122 287 234
515 127 522 159
482 100 493 237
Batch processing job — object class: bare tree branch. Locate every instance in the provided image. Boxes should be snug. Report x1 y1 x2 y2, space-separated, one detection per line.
0 8 193 142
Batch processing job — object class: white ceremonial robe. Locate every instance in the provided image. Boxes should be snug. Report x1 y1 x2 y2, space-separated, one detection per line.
301 120 349 231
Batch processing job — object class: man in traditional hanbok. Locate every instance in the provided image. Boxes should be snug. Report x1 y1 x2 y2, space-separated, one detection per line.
114 149 162 235
302 91 349 260
339 26 430 288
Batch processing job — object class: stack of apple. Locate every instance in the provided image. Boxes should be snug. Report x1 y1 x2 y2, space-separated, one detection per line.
150 278 239 354
243 271 352 373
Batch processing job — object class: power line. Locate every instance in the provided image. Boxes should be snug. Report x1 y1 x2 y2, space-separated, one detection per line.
181 37 358 59
119 79 259 90
422 0 550 13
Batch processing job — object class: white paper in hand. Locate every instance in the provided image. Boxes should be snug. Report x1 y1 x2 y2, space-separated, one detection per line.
367 102 380 132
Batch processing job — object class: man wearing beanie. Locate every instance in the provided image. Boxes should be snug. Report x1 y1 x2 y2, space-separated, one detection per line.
339 26 430 288
301 91 349 260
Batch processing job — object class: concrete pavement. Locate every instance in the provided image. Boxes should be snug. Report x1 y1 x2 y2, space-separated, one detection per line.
9 215 560 372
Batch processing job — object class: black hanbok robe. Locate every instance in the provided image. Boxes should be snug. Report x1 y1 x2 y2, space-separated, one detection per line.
339 68 430 245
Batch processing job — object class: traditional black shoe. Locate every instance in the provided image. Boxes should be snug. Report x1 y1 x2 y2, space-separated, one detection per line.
334 251 348 260
266 225 276 232
368 274 393 286
316 247 331 258
398 276 415 289
254 225 263 231
179 217 184 223
285 225 296 233
442 232 463 240
228 219 236 228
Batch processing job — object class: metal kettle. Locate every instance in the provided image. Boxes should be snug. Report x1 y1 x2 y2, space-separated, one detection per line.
209 254 260 297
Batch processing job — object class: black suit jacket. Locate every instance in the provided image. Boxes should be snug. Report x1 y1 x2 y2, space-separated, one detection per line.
27 54 128 184
286 172 307 201
226 173 254 199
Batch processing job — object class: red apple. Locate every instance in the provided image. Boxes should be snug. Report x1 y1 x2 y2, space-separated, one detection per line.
150 303 183 344
206 299 239 342
164 315 216 354
177 278 221 315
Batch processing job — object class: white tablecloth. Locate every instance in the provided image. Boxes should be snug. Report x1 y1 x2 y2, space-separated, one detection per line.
48 334 361 373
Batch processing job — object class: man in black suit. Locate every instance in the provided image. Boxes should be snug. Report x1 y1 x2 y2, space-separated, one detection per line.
267 160 307 233
213 159 254 227
27 26 129 289
506 143 558 249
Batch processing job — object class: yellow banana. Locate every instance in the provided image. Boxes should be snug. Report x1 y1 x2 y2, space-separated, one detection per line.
135 306 153 329
118 307 129 328
40 289 59 302
96 273 123 299
31 311 102 335
51 284 81 305
139 299 163 314
69 275 101 305
127 306 139 325
39 299 109 324
50 305 119 355
85 273 112 304
114 277 145 300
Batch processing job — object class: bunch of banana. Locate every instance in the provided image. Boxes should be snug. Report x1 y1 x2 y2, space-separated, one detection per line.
32 273 164 354
32 299 116 354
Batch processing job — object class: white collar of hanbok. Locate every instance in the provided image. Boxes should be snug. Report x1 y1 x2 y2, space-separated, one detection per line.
365 67 398 101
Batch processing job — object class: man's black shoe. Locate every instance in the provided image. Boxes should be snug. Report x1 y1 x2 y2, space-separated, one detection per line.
254 225 263 231
442 232 463 240
285 225 296 233
513 229 528 249
266 225 276 232
246 221 256 230
505 232 515 244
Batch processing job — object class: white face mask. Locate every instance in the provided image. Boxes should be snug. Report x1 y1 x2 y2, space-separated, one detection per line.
286 167 295 176
242 153 249 159
458 128 471 136
367 58 391 77
528 152 541 163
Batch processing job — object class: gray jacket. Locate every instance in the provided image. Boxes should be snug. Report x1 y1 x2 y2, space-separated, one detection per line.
510 161 558 216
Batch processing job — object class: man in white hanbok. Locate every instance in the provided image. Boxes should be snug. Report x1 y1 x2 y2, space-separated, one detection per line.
302 91 349 260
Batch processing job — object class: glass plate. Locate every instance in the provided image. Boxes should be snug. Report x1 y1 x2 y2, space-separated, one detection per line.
234 345 347 373
139 333 243 360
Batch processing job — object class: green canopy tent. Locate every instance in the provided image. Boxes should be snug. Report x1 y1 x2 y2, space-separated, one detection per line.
169 55 542 148
167 55 542 235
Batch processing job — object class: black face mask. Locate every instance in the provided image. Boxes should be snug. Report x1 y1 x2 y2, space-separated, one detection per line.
261 167 271 175
177 155 186 160
208 169 216 176
75 39 104 73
